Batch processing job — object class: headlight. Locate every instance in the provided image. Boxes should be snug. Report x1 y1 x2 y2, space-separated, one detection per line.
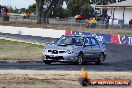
66 49 74 54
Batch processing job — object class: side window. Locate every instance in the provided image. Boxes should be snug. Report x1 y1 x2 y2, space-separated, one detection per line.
85 37 91 45
75 37 83 45
91 37 99 45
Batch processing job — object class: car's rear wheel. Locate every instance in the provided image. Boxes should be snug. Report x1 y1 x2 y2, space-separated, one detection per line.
77 53 83 65
43 60 52 64
95 53 105 65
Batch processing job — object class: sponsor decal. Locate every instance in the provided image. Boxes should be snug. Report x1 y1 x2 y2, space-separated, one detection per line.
79 68 131 86
65 30 132 45
119 35 129 44
118 35 132 45
110 34 120 44
101 34 111 43
128 37 132 45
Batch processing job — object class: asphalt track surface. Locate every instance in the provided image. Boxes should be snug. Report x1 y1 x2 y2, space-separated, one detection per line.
0 33 132 72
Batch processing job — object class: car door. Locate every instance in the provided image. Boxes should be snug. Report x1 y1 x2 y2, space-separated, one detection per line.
83 37 93 60
90 37 100 58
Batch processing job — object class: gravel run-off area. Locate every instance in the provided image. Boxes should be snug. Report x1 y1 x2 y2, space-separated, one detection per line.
0 70 131 88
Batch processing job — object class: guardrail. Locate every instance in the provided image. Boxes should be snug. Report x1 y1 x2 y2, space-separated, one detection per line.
0 25 131 45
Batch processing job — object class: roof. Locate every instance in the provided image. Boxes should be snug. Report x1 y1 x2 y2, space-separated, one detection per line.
65 34 95 38
96 0 132 8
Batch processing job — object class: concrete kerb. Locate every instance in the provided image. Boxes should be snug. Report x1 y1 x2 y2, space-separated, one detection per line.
0 25 66 38
0 37 45 46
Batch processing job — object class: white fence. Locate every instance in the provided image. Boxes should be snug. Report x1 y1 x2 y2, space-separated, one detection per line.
0 25 65 38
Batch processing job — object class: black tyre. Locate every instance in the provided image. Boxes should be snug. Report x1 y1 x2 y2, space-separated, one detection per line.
95 53 105 65
77 53 83 65
43 60 52 64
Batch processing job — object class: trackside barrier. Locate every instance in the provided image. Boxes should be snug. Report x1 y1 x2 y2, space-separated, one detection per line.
65 30 132 45
0 25 131 45
0 25 65 38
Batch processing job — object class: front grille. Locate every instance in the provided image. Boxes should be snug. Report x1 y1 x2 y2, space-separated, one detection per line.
48 50 65 54
59 51 65 53
52 50 58 54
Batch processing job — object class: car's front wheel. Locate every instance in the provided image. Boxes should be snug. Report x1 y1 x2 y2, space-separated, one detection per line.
95 53 105 65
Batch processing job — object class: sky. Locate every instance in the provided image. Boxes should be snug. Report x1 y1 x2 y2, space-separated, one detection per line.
0 0 36 9
0 0 67 9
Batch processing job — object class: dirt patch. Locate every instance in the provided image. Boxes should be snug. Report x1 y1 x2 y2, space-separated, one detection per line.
0 70 131 88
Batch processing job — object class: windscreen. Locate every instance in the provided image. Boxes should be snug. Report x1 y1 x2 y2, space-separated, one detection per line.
56 36 83 46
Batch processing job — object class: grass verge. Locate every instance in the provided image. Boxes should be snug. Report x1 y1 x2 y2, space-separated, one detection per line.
0 39 43 61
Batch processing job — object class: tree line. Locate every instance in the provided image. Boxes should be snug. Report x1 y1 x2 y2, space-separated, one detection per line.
3 0 126 24
32 0 126 24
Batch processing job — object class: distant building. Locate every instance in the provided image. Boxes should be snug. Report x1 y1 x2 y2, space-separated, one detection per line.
19 8 27 14
96 0 132 24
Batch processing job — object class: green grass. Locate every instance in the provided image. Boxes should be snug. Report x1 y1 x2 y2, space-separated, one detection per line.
0 39 43 61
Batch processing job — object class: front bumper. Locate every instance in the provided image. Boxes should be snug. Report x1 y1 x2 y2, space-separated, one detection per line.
42 52 78 62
